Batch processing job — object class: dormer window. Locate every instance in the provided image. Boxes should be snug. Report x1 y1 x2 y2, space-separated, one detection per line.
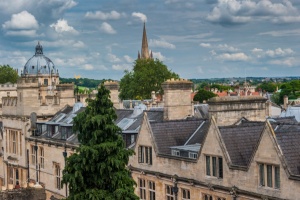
189 152 198 159
171 149 180 156
206 155 223 179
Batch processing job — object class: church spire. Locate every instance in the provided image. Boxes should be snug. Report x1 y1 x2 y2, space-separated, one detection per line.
140 22 150 59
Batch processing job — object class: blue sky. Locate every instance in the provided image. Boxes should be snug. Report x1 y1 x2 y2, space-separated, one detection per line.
1 0 300 80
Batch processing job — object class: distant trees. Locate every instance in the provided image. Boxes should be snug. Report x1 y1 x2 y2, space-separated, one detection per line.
193 89 217 103
60 78 104 88
62 84 138 200
0 65 18 84
119 59 179 100
256 82 278 93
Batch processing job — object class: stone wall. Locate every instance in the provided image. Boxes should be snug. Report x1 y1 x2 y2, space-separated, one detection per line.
0 188 46 200
208 96 267 126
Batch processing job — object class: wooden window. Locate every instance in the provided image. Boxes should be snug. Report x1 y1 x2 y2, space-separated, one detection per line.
188 152 197 159
12 131 16 154
203 194 213 200
138 146 152 165
149 181 155 200
165 185 174 200
206 155 223 178
139 178 146 200
39 147 44 169
258 163 280 189
182 188 190 200
55 164 61 190
31 145 36 165
171 150 180 156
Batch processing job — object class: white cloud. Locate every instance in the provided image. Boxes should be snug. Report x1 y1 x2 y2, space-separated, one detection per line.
207 0 300 25
149 39 176 49
217 53 249 61
85 10 125 20
197 66 204 74
0 0 77 22
73 41 85 48
269 57 297 67
82 64 94 70
3 11 38 30
152 52 166 61
217 44 239 52
100 22 116 34
112 64 131 71
251 47 294 58
132 12 147 22
50 19 78 34
259 29 300 37
5 30 38 37
107 53 121 63
200 43 211 48
124 55 134 63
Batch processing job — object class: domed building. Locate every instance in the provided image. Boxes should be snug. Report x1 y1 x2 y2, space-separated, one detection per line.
21 42 59 88
1 42 76 198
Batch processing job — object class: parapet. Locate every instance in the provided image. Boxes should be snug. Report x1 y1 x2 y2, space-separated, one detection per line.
161 78 193 90
103 80 119 90
208 96 267 104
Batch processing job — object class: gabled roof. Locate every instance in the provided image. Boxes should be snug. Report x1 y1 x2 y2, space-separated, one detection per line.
219 121 265 168
274 123 300 176
150 119 207 155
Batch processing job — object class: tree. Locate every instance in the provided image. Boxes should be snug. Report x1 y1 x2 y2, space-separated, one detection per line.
256 82 277 93
119 59 179 100
193 89 217 103
62 84 139 200
0 65 18 84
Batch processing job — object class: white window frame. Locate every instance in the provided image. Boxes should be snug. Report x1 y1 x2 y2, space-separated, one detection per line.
188 152 197 159
171 149 180 156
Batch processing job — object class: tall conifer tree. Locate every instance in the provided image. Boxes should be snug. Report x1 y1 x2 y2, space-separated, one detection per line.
62 84 138 200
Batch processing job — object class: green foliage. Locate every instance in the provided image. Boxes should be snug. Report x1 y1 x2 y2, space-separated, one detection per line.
193 89 217 103
60 78 104 89
119 59 179 100
62 84 139 200
256 82 277 93
0 65 18 84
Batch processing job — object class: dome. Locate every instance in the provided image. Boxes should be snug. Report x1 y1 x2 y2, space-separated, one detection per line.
22 42 57 76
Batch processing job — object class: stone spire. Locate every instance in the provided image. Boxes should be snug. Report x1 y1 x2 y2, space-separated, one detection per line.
140 22 150 59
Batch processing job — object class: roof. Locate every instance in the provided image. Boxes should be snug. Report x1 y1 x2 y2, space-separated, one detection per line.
280 106 300 122
274 124 300 176
219 121 265 168
151 119 207 155
170 144 201 152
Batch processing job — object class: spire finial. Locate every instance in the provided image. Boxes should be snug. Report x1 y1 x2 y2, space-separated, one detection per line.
140 22 150 59
35 41 43 55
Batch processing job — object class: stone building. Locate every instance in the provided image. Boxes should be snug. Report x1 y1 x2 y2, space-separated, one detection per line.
0 42 75 198
137 23 153 60
128 79 300 200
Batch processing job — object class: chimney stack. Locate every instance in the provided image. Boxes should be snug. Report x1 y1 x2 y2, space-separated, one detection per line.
161 78 193 120
103 81 120 109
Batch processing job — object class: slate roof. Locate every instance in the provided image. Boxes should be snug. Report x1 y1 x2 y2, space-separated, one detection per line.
274 124 300 176
219 121 265 168
150 119 207 155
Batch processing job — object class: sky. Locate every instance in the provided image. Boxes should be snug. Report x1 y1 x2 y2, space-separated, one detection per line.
1 0 300 80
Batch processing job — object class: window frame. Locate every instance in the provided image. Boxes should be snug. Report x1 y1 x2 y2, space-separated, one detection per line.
205 155 223 179
54 164 61 190
182 188 190 200
165 184 174 200
139 178 146 200
138 146 152 165
258 163 280 189
149 181 156 200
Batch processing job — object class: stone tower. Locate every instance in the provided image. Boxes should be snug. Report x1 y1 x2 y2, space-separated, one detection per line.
138 23 153 60
103 81 120 109
161 78 193 120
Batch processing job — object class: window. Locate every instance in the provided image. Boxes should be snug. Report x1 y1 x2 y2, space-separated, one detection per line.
258 163 280 189
217 197 226 200
182 188 190 200
166 185 174 200
188 152 197 159
171 150 180 156
44 79 48 86
39 147 44 169
139 179 146 200
205 155 223 179
203 194 213 200
130 135 135 144
149 181 155 200
8 130 21 155
31 145 36 165
55 164 61 190
138 146 152 165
